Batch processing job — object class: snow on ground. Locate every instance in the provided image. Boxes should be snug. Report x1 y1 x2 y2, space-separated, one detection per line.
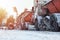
0 30 60 40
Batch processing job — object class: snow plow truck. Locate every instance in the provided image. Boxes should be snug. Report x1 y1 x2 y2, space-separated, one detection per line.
34 0 60 31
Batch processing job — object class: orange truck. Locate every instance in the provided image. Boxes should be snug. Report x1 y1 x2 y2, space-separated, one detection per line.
16 9 33 30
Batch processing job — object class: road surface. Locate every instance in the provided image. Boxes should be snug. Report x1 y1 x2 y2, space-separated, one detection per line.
0 30 60 40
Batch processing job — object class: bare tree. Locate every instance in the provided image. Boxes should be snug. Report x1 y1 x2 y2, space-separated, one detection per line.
0 8 7 26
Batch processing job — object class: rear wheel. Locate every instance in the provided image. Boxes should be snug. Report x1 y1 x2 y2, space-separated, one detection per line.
50 15 59 31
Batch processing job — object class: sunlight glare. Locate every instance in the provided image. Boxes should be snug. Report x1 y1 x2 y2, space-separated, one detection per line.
0 0 34 18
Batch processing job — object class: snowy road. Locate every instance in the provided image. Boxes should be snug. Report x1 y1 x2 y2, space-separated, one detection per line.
0 30 60 40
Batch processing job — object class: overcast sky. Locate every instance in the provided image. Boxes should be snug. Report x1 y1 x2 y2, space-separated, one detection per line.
0 0 34 18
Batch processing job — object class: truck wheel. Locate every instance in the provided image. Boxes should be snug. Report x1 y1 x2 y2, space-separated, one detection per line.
39 17 50 31
38 19 46 31
50 15 59 31
50 21 59 31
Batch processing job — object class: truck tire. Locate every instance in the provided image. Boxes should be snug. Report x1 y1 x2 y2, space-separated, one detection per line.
50 15 59 31
38 19 46 31
35 17 50 31
39 17 50 31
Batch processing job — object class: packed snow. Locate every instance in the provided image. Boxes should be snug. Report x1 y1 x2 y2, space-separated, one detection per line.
0 30 60 40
